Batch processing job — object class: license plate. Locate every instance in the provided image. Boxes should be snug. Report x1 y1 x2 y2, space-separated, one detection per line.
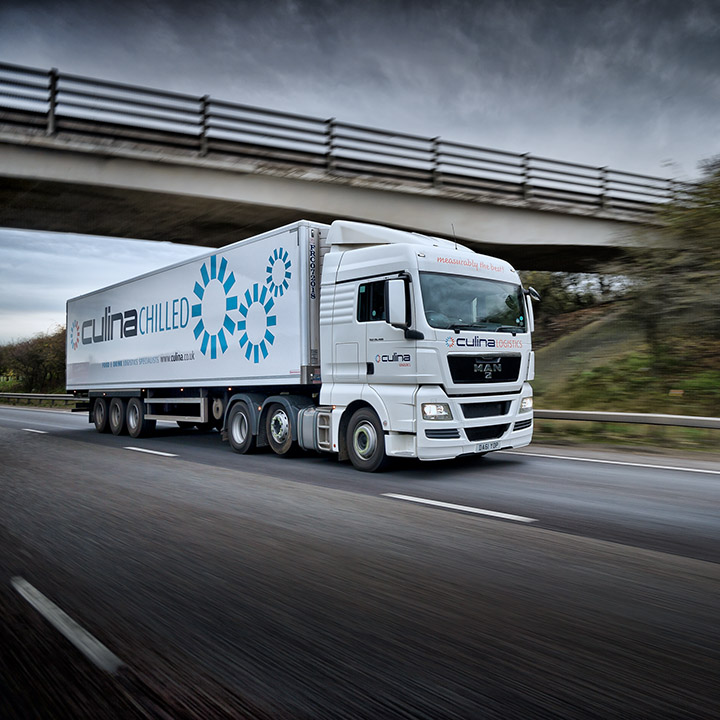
477 441 499 452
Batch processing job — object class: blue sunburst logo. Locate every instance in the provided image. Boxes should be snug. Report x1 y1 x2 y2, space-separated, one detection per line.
238 283 277 363
266 248 292 297
191 255 238 359
69 320 81 350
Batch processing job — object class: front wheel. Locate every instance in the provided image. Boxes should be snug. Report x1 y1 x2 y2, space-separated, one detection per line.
346 408 389 472
266 403 295 456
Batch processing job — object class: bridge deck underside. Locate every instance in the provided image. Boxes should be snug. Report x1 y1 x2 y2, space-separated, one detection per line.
0 176 624 271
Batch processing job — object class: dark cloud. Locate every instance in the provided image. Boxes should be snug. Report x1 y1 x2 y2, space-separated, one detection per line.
1 0 719 339
1 0 718 177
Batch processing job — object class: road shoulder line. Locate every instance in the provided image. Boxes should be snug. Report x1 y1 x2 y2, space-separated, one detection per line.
502 451 720 476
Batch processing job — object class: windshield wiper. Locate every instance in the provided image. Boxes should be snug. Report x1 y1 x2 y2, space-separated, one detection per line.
448 323 492 333
448 323 522 335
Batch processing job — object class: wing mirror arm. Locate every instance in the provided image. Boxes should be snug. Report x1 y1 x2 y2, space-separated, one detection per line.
386 277 424 340
523 286 540 334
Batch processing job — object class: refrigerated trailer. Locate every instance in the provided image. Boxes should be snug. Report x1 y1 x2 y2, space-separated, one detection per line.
67 220 538 471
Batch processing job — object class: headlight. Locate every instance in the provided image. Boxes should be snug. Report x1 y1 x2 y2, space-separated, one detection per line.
422 403 453 420
520 397 533 411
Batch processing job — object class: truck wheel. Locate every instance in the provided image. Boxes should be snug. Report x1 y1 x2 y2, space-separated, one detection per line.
228 402 255 454
347 408 389 472
109 397 128 435
127 397 156 438
211 397 225 429
266 403 294 456
93 398 110 433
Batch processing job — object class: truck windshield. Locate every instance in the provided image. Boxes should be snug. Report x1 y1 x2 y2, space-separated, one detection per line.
419 272 526 332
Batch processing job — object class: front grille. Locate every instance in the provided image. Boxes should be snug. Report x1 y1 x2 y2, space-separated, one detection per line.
448 355 521 384
425 428 461 439
465 424 510 442
461 401 510 419
514 418 532 431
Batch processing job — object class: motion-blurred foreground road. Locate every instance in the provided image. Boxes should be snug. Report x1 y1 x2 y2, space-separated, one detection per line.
1 406 719 718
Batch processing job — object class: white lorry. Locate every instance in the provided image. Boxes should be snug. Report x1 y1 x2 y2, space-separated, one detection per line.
67 220 538 471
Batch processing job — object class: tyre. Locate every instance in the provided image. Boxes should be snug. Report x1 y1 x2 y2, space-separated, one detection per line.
347 407 389 472
126 397 156 439
109 397 128 435
227 402 255 454
211 397 225 429
266 403 294 456
93 397 110 433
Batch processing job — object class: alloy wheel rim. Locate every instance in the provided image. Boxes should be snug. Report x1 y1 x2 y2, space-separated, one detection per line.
270 409 289 443
353 421 377 458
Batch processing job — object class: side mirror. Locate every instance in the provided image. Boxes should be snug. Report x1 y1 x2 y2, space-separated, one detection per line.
523 287 539 334
386 278 407 329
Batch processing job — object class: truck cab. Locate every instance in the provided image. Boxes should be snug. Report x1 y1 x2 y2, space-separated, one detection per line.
311 222 535 470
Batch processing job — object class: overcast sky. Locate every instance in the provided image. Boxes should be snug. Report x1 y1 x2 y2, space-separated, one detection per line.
0 230 203 343
1 0 719 342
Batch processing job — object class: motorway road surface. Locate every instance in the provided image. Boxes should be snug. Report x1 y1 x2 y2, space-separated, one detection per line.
0 405 718 718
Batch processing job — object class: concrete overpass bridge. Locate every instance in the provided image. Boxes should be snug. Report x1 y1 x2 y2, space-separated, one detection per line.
0 62 675 271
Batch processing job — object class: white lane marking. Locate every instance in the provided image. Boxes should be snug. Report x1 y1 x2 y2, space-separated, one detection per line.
11 577 124 674
22 428 48 434
124 446 178 457
382 493 537 523
502 451 720 476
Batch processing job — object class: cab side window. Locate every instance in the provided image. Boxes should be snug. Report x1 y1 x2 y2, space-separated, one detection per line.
357 281 386 322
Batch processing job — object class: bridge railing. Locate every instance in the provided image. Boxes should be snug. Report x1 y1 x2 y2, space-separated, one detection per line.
0 60 682 215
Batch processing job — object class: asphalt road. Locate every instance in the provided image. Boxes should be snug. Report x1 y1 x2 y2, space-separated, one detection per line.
1 405 719 718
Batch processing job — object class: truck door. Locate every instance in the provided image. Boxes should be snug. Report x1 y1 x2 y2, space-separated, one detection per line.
357 278 414 383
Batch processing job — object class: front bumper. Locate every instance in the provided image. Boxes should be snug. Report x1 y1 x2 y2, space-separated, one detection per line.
403 384 534 461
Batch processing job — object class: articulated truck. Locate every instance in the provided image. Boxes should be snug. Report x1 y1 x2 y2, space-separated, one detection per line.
67 221 538 471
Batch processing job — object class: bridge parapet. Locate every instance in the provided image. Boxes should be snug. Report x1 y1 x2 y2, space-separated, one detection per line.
0 61 682 222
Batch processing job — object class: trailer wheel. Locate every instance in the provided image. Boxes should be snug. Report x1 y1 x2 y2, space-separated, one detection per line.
109 397 128 435
347 408 389 472
266 403 294 456
211 397 225 429
228 402 255 454
93 398 110 433
127 397 156 439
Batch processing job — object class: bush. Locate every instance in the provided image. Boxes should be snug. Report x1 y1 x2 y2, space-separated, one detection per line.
0 326 66 393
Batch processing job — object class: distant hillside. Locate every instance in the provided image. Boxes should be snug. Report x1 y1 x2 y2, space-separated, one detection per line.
532 303 622 351
533 310 639 399
533 309 720 417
